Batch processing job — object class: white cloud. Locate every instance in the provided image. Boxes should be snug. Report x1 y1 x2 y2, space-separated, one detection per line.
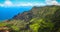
16 3 46 6
0 0 46 7
4 0 13 6
16 3 33 6
0 0 60 7
0 0 13 7
45 0 60 5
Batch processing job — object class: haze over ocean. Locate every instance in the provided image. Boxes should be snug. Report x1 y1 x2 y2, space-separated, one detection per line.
0 0 60 20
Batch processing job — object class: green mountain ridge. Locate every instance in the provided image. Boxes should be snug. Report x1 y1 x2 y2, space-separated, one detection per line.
13 5 60 21
7 5 60 32
0 5 60 32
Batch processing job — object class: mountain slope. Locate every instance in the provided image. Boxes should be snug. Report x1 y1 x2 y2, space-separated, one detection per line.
3 5 60 32
13 5 60 22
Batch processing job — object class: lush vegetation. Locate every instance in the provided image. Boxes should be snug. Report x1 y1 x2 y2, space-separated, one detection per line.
0 5 60 32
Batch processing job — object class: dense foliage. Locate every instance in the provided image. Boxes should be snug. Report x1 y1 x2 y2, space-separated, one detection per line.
0 5 60 32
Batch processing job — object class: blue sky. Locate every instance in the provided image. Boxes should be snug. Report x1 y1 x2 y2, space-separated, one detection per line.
0 0 60 7
0 0 45 3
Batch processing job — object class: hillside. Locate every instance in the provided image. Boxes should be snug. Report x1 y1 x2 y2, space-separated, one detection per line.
0 5 60 32
13 5 60 22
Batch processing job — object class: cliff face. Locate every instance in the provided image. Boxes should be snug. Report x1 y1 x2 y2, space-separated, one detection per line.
12 5 60 22
13 11 33 22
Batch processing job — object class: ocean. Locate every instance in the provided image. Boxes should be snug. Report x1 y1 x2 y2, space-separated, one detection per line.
0 6 32 20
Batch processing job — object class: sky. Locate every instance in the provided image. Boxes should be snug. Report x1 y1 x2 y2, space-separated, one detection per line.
0 0 60 7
